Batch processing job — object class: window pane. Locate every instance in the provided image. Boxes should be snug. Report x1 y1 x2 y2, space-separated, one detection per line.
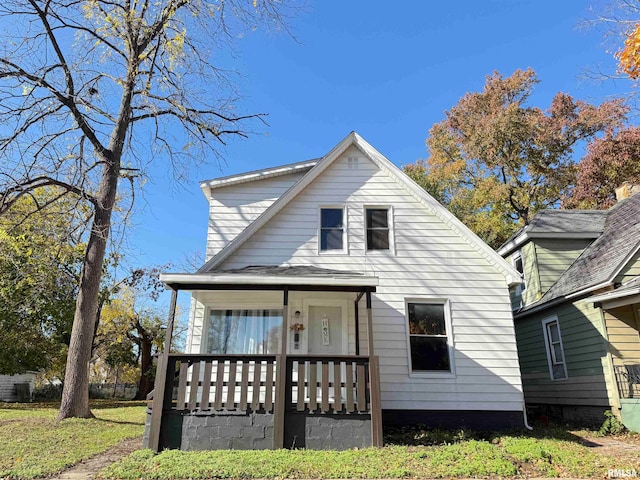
514 256 523 275
552 343 564 364
321 229 343 250
408 303 446 335
321 208 343 228
367 229 389 250
548 322 560 343
410 337 450 371
366 209 388 229
552 363 567 380
207 309 282 354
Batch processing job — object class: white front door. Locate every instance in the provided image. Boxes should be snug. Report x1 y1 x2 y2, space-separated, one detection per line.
304 301 348 355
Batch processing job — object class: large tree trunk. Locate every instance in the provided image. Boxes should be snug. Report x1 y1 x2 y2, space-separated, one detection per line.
135 332 154 400
57 160 119 420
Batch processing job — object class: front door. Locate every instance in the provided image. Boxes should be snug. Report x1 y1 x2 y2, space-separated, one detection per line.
305 303 347 355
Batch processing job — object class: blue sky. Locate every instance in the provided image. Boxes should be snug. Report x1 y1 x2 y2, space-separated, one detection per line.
128 0 633 275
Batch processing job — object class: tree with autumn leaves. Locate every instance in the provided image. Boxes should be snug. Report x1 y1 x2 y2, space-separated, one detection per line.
405 68 627 248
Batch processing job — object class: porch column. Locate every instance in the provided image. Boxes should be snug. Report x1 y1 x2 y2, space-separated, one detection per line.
366 289 383 447
148 287 178 453
273 287 289 449
366 289 374 356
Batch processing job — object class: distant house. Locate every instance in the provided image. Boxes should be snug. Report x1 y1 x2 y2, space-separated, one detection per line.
145 132 525 451
0 373 35 402
498 188 640 432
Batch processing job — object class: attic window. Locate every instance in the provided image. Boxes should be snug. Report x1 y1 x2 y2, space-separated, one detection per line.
320 207 345 252
347 157 359 169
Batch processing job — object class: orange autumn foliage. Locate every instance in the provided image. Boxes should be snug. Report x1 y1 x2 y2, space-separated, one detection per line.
617 23 640 79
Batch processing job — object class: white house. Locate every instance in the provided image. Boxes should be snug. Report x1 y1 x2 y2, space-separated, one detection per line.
145 132 525 451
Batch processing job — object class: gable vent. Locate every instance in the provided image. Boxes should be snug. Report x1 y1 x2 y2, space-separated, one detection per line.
348 156 359 169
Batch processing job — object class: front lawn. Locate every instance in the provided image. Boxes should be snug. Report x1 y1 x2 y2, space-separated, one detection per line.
99 426 638 479
0 400 146 479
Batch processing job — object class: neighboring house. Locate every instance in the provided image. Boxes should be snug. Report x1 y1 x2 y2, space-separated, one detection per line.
0 373 35 402
145 132 525 451
498 189 640 432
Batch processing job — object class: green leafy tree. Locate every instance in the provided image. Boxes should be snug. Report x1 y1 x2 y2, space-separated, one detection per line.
0 0 294 419
94 266 171 400
405 68 627 248
563 126 640 209
0 191 86 376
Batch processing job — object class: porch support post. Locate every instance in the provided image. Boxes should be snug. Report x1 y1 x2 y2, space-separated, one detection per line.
354 291 365 356
148 287 178 453
366 289 374 356
273 287 289 449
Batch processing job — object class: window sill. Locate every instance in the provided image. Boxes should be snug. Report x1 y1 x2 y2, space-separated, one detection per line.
409 371 456 380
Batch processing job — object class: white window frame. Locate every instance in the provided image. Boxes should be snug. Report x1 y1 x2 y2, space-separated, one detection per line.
318 206 348 254
404 298 456 378
541 316 568 381
364 205 395 255
512 250 526 292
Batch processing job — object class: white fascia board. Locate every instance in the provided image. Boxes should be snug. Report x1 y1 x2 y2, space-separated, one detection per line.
160 273 379 287
352 133 523 288
199 160 318 197
496 231 529 257
588 288 640 305
497 231 601 257
566 281 612 299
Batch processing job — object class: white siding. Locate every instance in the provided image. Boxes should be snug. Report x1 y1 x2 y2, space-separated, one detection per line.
201 146 523 413
205 173 305 260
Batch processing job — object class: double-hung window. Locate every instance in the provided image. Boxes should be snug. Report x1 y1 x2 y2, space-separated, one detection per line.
513 251 526 291
542 317 567 380
320 207 345 252
406 300 453 373
366 208 390 251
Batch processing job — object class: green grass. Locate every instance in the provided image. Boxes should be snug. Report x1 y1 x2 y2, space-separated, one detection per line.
99 433 626 480
0 400 145 479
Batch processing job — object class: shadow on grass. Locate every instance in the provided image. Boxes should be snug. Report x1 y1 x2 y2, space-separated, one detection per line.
383 419 604 448
0 399 147 411
93 417 145 426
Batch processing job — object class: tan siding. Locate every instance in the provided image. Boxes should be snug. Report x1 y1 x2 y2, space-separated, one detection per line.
207 146 523 413
604 305 640 366
616 250 640 283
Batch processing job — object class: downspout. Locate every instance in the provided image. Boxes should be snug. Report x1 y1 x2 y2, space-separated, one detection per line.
522 402 533 430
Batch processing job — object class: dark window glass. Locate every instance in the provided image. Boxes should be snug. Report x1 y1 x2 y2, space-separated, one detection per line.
320 208 343 250
366 208 389 250
407 302 450 372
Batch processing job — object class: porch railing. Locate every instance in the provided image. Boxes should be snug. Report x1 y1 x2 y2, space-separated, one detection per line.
149 353 383 448
614 364 640 399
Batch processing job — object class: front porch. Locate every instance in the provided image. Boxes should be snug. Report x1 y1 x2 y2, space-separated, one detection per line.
145 266 383 451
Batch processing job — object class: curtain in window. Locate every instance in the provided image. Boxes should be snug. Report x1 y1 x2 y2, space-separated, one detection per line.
206 309 282 354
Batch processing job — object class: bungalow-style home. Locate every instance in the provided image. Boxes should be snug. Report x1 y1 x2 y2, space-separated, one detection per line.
145 132 525 451
498 186 640 432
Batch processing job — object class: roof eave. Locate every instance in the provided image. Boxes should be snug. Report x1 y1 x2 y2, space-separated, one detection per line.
160 272 379 289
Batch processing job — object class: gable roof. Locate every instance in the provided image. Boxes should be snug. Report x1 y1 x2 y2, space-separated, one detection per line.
197 132 522 286
517 193 640 314
498 209 607 257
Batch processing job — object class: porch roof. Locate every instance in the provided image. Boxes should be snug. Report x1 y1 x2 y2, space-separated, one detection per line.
160 265 379 291
589 276 640 308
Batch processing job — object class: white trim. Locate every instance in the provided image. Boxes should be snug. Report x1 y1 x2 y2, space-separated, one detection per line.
541 316 568 381
512 250 526 295
363 205 396 256
498 231 602 257
302 298 350 355
197 132 522 287
404 298 456 379
318 205 348 254
160 272 379 287
199 159 318 193
589 287 640 304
